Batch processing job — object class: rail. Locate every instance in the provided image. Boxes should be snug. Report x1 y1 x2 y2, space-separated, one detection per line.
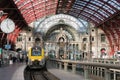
49 59 120 80
24 66 60 80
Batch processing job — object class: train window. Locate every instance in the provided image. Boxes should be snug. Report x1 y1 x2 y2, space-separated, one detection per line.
31 47 41 56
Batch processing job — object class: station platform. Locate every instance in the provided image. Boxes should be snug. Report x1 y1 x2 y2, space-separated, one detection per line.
0 63 25 80
48 68 85 80
0 63 85 80
47 62 85 80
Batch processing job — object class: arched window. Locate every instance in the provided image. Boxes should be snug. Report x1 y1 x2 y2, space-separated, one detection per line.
83 38 87 42
101 34 106 42
59 37 64 42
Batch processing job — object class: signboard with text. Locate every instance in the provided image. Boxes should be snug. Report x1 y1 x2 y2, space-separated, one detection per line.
5 44 11 50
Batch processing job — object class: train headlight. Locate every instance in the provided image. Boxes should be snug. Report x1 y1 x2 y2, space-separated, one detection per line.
31 59 35 61
38 59 41 61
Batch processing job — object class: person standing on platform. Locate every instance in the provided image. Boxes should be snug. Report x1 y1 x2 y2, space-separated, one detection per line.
25 56 28 64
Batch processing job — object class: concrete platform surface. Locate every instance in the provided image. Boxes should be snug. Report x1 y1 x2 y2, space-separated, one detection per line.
48 68 85 80
47 61 85 80
0 63 26 80
0 63 85 80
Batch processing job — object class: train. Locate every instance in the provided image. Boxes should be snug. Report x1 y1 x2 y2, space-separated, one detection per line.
27 33 46 69
27 46 46 69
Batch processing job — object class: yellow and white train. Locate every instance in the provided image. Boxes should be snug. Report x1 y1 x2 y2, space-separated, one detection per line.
28 46 46 69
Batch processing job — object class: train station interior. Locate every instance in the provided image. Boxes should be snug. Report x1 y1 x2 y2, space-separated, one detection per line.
0 0 120 80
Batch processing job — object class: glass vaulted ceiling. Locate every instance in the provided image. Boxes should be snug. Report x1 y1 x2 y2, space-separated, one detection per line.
13 0 58 23
13 0 120 32
69 0 120 25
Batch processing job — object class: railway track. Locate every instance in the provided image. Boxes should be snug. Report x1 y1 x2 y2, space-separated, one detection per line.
31 70 48 80
24 66 60 80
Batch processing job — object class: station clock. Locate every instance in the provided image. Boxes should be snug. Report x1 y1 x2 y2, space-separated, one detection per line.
0 18 15 33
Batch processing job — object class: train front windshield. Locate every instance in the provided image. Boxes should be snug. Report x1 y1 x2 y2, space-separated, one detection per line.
31 47 41 56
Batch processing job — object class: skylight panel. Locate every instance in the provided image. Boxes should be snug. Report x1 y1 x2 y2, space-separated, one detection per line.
88 4 99 11
79 16 88 21
75 0 87 5
81 12 90 17
84 9 94 14
111 0 120 6
87 6 94 10
98 9 109 18
93 15 100 20
108 0 120 10
73 4 81 8
75 7 83 10
84 0 90 1
85 8 95 14
105 5 115 12
91 17 99 23
80 3 86 6
94 13 104 21
87 6 97 11
103 0 108 2
72 5 83 10
74 1 86 6
102 5 115 14
77 1 85 4
94 0 104 4
91 1 103 7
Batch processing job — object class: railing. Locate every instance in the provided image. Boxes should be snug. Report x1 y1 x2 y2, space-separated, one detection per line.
49 59 120 80
92 58 119 64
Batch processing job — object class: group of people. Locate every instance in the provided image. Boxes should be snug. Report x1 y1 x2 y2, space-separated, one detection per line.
9 54 28 64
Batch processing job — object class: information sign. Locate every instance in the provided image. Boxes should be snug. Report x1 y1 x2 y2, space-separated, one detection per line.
5 44 11 50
